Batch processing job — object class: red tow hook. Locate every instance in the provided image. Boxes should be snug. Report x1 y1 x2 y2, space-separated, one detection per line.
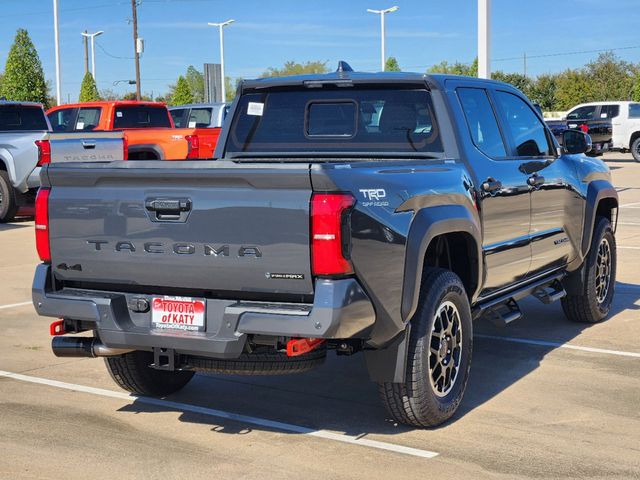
286 338 325 357
50 319 66 336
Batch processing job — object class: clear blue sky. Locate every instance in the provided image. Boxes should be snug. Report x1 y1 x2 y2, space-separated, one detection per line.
1 0 639 102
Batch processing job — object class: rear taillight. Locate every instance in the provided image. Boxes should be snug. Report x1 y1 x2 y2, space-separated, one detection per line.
35 140 51 166
185 135 200 159
311 193 355 276
122 134 129 160
35 188 51 262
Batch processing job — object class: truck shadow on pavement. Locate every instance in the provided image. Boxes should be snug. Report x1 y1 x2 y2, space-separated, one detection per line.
117 280 639 437
0 220 32 231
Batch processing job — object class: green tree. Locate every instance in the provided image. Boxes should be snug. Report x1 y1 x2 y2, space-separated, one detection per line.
385 57 401 72
428 58 478 77
527 73 559 111
632 74 640 103
0 29 48 104
224 76 244 102
185 66 205 103
78 72 101 102
491 71 533 97
170 76 193 106
261 60 329 78
555 69 593 110
584 52 636 102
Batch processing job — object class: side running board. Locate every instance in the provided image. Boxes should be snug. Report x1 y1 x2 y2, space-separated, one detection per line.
473 272 566 325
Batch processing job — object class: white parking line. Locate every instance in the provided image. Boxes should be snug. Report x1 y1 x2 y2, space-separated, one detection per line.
0 370 438 459
619 246 640 250
618 222 640 226
620 203 640 208
476 334 640 358
0 301 33 311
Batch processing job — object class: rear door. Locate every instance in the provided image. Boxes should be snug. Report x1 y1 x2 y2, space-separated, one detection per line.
456 87 532 295
491 89 578 276
46 161 315 298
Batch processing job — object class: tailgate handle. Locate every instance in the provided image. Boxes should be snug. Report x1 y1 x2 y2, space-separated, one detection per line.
82 140 96 149
145 198 192 221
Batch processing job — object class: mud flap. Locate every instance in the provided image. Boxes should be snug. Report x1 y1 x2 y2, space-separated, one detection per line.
364 325 410 383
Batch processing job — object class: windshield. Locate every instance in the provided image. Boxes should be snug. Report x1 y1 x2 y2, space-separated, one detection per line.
0 105 48 131
225 87 443 156
113 105 171 129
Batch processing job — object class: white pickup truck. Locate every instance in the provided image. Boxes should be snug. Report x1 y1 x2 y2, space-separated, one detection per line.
559 101 640 162
0 101 125 222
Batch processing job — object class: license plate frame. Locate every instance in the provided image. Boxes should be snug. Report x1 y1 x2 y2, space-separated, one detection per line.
151 296 206 332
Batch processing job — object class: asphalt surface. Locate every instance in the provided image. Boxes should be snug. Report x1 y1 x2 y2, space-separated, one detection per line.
0 152 639 479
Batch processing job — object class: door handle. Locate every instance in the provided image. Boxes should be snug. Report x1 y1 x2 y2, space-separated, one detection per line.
82 140 96 149
481 178 502 193
145 198 192 221
527 174 545 187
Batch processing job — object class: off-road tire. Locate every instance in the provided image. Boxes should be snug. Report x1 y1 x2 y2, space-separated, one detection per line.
562 217 616 323
185 345 326 375
105 350 195 396
0 171 18 223
378 268 472 428
631 137 640 162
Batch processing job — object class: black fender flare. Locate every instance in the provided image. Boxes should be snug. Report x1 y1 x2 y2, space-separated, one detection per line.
401 204 482 322
127 144 165 160
581 180 618 257
366 204 482 384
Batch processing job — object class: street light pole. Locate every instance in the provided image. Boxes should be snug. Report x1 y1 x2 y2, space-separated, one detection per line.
207 20 234 102
478 0 491 79
53 0 62 105
81 31 104 81
367 6 398 71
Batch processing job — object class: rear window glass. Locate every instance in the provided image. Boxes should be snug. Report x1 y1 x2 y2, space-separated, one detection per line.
188 108 213 128
0 105 48 131
113 106 171 129
226 88 443 155
629 104 640 119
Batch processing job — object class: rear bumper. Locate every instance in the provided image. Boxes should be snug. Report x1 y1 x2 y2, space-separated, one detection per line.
32 264 376 359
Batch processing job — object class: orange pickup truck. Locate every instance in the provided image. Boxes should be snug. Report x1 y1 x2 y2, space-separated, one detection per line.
46 101 220 160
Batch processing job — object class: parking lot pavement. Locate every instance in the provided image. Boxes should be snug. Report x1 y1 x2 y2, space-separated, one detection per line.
0 153 638 479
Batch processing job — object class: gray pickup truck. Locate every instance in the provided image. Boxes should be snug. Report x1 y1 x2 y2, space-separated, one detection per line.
33 64 618 427
0 101 125 222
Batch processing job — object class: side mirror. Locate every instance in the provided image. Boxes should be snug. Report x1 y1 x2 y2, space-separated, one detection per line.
563 130 592 154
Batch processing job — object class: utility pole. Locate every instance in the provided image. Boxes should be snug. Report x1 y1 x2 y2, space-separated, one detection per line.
131 0 141 100
523 52 527 78
478 0 491 79
53 0 62 105
81 31 104 81
83 31 89 75
367 6 399 71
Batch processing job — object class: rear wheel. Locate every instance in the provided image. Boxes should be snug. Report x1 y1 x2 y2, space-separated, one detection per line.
378 268 472 427
631 137 640 162
105 350 195 396
562 217 616 323
0 171 18 223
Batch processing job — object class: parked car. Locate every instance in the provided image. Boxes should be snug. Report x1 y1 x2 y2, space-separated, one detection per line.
33 65 618 428
551 100 640 161
169 103 228 129
47 101 219 160
0 101 50 221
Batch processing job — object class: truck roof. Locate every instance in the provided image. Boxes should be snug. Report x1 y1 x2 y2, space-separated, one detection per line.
49 100 167 110
168 102 228 110
0 100 44 108
241 69 514 92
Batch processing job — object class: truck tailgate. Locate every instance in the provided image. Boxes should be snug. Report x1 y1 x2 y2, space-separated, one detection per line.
45 161 314 297
47 132 125 163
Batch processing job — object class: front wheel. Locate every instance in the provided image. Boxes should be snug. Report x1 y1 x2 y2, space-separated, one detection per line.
562 217 616 323
378 268 473 427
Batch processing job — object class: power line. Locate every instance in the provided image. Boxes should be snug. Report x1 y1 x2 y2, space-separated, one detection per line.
494 44 640 62
95 40 134 60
